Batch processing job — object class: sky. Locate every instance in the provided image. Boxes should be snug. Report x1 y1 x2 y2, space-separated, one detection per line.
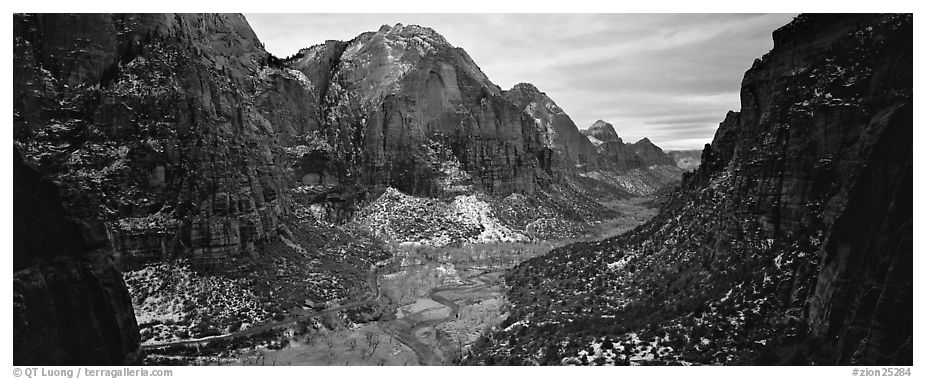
245 13 797 150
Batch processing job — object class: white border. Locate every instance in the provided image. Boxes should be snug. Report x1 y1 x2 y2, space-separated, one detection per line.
4 2 922 378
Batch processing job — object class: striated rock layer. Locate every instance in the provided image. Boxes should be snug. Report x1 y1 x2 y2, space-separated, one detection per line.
14 148 141 365
13 14 307 267
285 24 553 197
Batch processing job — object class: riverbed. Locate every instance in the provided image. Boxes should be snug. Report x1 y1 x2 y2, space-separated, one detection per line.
232 197 657 365
234 243 531 365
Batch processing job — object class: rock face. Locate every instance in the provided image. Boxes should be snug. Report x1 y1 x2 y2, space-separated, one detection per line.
14 147 141 365
630 138 674 167
710 13 912 364
284 24 552 197
583 120 621 144
466 14 911 365
504 83 599 172
566 119 684 197
13 14 306 267
583 120 636 171
582 120 675 170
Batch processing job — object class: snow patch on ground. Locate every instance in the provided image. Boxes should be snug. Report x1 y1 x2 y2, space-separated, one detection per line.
124 261 270 344
353 188 526 246
450 194 526 244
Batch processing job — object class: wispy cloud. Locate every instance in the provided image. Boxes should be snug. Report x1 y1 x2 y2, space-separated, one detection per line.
245 13 796 149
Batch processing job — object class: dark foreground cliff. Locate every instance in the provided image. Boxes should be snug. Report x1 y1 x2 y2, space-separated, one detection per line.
465 14 912 366
11 13 377 364
14 148 141 365
13 14 303 268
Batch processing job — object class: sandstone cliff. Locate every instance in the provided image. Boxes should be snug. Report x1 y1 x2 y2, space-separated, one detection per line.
13 14 307 267
284 24 553 197
14 147 141 365
696 13 913 364
582 120 677 170
504 83 599 172
629 138 674 167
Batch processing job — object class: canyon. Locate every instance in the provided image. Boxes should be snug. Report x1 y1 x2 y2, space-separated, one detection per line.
12 13 911 366
465 13 912 366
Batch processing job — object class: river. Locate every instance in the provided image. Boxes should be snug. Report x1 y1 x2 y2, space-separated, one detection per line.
230 197 657 365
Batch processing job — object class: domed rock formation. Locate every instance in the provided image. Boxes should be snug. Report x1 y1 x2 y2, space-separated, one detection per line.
630 137 675 167
284 24 553 197
583 119 621 145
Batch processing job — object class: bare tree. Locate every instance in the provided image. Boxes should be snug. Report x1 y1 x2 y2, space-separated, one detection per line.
364 329 376 349
370 337 380 354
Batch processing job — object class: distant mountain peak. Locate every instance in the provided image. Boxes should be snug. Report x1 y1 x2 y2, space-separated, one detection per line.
290 21 480 110
635 137 653 145
510 82 541 93
373 23 450 46
377 23 398 33
583 120 620 143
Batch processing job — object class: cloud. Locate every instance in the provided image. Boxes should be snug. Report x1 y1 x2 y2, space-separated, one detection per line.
646 114 729 126
244 13 797 149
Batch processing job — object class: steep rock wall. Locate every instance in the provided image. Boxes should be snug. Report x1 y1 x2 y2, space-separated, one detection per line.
504 83 600 172
14 148 141 365
467 13 911 366
685 13 912 364
285 24 553 197
13 14 310 267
